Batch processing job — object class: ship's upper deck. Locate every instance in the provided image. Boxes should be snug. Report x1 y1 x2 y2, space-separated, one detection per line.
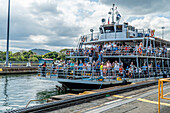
76 4 170 48
67 4 170 59
78 23 170 48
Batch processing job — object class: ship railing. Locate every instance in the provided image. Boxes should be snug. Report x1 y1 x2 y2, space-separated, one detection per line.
66 47 169 58
38 66 55 77
80 33 100 43
38 66 170 80
79 29 159 43
102 48 169 58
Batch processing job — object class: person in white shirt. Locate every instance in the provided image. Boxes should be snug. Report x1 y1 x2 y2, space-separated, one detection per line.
93 44 96 50
107 42 112 55
106 60 112 76
114 60 119 72
87 62 92 71
104 43 107 50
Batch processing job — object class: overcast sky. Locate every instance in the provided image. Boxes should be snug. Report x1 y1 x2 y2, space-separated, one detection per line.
0 0 170 52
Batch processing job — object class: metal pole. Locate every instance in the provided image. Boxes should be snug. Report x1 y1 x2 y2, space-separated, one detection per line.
162 27 165 39
147 57 150 77
166 43 168 58
6 0 11 67
146 37 149 56
112 4 115 24
90 29 94 41
162 58 164 75
158 80 160 113
154 40 157 77
136 57 140 78
168 59 169 74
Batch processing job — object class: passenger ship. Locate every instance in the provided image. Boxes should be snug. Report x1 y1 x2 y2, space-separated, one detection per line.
38 4 170 90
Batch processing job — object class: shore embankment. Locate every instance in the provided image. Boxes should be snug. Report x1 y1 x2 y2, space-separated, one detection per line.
0 66 38 74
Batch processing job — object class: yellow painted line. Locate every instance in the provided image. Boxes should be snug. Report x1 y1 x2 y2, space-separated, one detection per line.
131 83 136 85
137 98 170 106
112 95 124 98
67 93 78 96
79 91 96 95
112 95 132 99
125 96 132 99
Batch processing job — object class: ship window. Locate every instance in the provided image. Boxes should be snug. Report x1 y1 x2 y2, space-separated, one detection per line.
104 26 114 33
99 28 103 34
116 25 122 32
132 27 135 31
128 26 132 30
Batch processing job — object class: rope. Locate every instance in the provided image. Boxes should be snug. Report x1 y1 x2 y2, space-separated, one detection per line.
99 81 103 89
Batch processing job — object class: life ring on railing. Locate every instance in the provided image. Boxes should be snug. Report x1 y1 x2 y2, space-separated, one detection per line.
138 47 142 54
150 30 154 37
117 77 122 81
66 50 70 55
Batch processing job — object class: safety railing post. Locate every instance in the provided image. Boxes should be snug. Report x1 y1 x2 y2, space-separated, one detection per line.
73 66 75 79
158 80 160 113
161 81 163 98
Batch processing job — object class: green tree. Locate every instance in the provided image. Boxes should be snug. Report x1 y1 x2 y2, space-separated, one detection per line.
57 49 67 61
43 51 58 59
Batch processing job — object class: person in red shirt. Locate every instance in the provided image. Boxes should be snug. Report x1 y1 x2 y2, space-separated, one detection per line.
42 62 46 76
124 44 128 55
119 65 124 76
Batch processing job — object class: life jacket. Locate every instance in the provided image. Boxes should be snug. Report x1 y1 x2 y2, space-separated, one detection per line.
42 64 46 67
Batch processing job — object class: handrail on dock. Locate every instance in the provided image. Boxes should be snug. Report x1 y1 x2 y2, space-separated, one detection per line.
26 99 47 108
158 78 170 113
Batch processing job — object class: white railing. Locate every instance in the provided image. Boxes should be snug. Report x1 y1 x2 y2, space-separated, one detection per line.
38 66 170 81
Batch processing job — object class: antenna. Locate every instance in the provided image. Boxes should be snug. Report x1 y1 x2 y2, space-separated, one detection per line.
112 4 115 24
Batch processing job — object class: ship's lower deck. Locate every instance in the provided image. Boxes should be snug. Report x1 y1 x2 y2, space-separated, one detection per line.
38 75 167 89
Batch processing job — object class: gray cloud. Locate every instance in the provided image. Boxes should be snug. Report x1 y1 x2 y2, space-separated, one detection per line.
30 1 63 15
1 0 170 52
100 0 170 15
0 0 83 52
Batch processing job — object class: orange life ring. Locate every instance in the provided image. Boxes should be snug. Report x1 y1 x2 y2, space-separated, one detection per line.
150 30 154 37
138 47 142 54
66 50 70 55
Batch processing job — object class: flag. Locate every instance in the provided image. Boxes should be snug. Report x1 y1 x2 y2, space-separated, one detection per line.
117 13 121 18
116 13 121 21
108 17 110 24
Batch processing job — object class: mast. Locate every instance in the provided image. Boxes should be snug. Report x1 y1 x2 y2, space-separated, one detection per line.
6 0 11 67
112 4 115 24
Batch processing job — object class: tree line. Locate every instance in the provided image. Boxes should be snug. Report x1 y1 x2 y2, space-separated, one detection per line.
0 49 67 62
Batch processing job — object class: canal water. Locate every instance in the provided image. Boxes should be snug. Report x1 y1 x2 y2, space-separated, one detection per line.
0 74 62 112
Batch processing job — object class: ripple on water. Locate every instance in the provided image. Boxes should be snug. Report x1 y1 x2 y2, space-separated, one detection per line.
0 74 63 112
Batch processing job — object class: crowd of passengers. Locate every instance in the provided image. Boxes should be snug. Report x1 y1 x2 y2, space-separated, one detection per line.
69 42 168 57
55 59 162 78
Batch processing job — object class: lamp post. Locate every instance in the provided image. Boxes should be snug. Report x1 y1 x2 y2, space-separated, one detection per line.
90 29 94 41
161 27 165 39
6 0 11 67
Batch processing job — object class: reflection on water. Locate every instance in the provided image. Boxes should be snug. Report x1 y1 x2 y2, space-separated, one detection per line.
0 74 63 112
36 88 66 104
3 76 9 107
